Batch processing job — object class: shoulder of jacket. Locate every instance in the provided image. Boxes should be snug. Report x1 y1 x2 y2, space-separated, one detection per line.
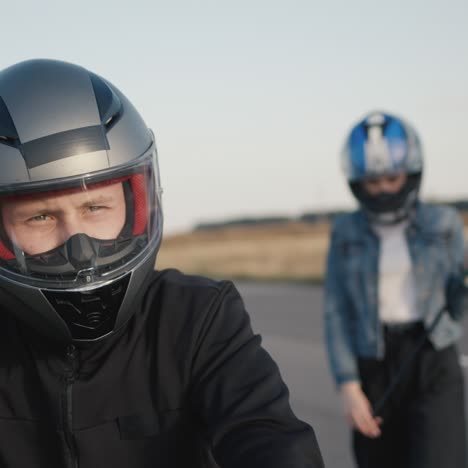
144 268 237 314
417 202 461 230
154 268 226 290
141 270 245 354
331 210 362 237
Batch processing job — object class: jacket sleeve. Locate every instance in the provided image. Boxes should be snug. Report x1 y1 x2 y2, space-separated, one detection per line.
323 221 359 387
189 282 324 468
445 209 467 321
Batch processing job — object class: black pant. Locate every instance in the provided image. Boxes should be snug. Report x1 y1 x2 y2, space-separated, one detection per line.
353 322 467 468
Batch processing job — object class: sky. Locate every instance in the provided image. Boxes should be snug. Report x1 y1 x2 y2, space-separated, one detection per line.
1 0 467 233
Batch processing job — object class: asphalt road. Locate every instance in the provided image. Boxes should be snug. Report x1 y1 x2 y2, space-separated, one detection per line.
234 281 468 468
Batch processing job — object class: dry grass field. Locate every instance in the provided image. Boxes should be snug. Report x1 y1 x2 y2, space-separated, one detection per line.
157 221 330 282
157 216 468 282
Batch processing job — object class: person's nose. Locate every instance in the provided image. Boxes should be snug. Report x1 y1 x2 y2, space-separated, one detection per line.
379 181 391 193
374 180 394 194
58 216 86 244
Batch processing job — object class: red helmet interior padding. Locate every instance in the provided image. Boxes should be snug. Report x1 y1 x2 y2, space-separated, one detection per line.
0 241 14 261
130 174 148 236
0 173 148 261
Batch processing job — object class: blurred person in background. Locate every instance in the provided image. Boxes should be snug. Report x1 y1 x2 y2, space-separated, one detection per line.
323 111 467 467
0 59 324 468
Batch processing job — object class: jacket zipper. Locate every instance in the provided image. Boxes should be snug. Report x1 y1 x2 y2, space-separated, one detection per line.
62 344 79 468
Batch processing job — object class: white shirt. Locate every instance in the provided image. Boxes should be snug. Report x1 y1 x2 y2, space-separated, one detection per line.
372 221 422 324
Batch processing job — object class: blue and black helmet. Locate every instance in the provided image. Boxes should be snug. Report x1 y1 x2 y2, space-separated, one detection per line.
342 111 423 224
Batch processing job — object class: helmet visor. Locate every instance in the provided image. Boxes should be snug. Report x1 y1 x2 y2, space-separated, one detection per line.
0 147 162 289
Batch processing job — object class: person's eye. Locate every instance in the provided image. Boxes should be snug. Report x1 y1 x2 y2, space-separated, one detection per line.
87 205 107 213
29 214 51 222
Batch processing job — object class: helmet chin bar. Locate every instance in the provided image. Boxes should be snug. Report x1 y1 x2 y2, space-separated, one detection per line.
366 197 417 225
18 233 145 340
350 173 422 225
43 273 130 341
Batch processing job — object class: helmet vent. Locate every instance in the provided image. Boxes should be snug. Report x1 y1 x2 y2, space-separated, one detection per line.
89 73 122 132
0 97 20 148
0 135 19 147
85 310 106 328
104 112 121 131
43 273 131 341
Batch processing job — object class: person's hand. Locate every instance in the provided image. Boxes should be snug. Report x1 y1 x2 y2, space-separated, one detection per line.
340 381 383 438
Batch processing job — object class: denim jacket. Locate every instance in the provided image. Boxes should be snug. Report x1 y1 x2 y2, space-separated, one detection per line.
324 202 465 386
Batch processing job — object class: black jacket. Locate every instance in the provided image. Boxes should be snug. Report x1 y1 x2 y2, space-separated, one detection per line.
0 269 324 468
